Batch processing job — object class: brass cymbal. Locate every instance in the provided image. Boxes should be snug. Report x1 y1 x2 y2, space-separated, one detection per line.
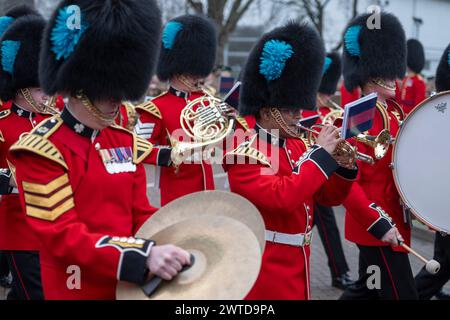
116 215 261 300
136 190 265 252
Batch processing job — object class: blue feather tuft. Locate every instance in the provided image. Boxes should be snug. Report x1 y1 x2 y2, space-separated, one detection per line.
0 16 14 37
50 6 89 61
1 40 21 74
323 57 332 75
259 39 294 81
162 21 183 50
344 25 362 57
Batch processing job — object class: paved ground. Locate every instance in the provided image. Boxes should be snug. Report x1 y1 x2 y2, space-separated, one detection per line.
1 165 448 300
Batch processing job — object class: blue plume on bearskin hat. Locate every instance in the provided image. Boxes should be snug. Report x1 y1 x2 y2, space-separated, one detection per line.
319 52 342 95
342 12 406 91
157 14 217 82
239 21 325 116
0 5 39 38
407 39 425 74
435 44 450 93
0 14 46 101
39 0 162 102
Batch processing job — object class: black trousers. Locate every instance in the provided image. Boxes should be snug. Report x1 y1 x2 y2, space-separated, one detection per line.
415 232 450 299
0 250 9 277
339 245 418 300
313 204 349 277
5 250 43 300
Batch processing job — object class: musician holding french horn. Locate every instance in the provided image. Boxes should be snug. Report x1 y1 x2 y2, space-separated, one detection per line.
223 21 359 300
339 12 418 300
134 14 218 206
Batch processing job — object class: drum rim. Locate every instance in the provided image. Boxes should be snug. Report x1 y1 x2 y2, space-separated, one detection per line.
391 90 450 234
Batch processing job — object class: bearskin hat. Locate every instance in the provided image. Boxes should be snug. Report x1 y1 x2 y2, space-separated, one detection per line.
435 44 450 93
39 0 162 102
239 21 325 116
407 39 425 74
0 5 39 38
157 14 217 82
319 52 342 95
342 12 406 92
0 14 46 101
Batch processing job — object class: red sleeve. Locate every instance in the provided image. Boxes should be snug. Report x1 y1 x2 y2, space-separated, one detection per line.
12 152 153 285
342 161 395 239
413 78 427 107
135 110 164 145
315 167 358 206
227 146 346 212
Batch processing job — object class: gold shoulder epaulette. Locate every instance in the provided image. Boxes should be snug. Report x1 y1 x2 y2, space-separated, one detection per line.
10 116 67 169
225 135 271 167
110 124 154 164
0 109 11 119
151 91 168 101
235 115 250 132
133 134 153 164
135 101 162 119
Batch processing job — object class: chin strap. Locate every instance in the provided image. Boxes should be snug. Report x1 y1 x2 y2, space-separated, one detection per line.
371 78 396 92
76 93 119 124
20 88 60 115
270 108 302 139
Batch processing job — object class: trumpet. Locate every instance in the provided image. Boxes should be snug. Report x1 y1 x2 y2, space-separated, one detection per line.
297 123 375 168
171 92 235 166
354 129 392 160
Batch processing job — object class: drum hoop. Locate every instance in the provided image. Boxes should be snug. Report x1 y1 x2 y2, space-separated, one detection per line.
391 90 450 234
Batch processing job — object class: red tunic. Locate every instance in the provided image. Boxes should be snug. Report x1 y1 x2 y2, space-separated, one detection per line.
0 106 50 250
223 118 357 299
340 84 361 106
135 89 214 206
396 74 426 115
8 109 166 299
343 100 410 252
115 102 137 131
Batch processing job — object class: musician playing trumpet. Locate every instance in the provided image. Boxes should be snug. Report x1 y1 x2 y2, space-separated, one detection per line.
223 22 358 300
339 12 418 300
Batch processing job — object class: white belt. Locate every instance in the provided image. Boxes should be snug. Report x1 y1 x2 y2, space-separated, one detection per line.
265 230 313 247
11 188 19 194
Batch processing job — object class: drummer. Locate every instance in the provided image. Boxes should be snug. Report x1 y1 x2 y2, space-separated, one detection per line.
8 0 190 299
339 12 418 299
414 44 450 300
223 21 359 300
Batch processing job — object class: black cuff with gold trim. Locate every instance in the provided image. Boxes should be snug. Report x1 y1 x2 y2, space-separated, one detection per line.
96 236 154 285
367 203 395 240
157 147 172 167
335 165 358 181
0 169 12 195
308 145 339 178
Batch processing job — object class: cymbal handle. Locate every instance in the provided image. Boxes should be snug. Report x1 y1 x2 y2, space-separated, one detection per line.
141 275 162 297
141 254 195 297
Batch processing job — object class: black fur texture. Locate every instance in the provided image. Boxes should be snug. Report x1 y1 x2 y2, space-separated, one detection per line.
342 12 406 92
239 21 325 116
319 52 342 95
0 15 46 101
407 39 425 74
435 44 450 93
39 0 162 102
3 5 39 19
156 14 217 81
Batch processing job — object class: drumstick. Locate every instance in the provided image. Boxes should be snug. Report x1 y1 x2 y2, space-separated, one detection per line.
399 241 440 274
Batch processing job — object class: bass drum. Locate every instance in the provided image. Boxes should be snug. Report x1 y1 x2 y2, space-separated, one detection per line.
392 91 450 234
